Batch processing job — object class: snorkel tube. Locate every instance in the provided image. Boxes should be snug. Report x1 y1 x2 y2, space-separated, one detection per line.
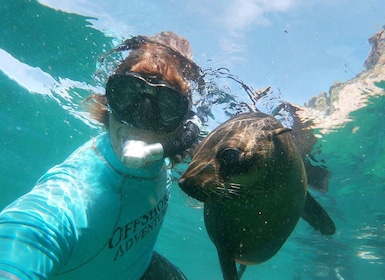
122 115 201 168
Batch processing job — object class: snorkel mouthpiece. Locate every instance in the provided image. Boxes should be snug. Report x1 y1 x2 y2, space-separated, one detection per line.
122 115 201 168
122 140 164 168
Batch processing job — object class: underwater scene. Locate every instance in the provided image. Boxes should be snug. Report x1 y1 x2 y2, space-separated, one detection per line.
1 0 385 279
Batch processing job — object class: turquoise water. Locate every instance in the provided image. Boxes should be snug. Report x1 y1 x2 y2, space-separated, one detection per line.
1 1 385 279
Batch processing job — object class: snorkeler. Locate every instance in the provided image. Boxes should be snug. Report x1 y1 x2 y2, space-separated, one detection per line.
0 31 201 280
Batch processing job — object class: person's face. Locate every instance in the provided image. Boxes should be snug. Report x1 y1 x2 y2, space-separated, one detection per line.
109 113 182 161
105 73 189 161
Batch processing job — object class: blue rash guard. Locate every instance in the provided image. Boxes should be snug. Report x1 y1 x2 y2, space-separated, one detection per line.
0 132 171 280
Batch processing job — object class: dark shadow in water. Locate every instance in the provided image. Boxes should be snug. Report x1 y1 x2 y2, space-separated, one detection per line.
0 0 112 83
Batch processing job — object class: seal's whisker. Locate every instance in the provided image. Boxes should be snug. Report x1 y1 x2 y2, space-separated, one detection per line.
212 186 235 199
201 188 212 198
229 183 242 189
213 182 244 199
216 182 271 199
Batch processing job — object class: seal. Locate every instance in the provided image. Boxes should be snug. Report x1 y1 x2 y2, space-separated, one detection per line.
178 112 335 280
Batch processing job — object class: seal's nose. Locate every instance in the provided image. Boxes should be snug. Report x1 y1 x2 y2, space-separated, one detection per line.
178 177 191 197
178 176 193 196
178 177 208 202
178 177 186 188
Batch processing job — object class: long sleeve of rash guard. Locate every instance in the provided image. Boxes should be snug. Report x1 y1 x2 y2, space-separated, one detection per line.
0 133 170 280
0 175 79 279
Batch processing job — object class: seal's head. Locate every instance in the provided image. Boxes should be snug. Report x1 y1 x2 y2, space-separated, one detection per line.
179 111 303 202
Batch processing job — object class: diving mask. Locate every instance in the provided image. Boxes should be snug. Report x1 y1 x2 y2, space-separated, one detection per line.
106 73 190 134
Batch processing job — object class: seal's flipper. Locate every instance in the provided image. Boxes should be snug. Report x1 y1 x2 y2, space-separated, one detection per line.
238 264 247 279
301 192 336 235
217 246 238 280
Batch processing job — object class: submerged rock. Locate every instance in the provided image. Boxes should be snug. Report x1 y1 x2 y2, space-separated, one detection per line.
296 26 385 134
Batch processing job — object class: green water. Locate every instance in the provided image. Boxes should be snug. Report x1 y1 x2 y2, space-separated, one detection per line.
1 1 385 279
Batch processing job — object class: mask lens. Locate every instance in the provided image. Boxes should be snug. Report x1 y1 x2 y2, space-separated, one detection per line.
106 74 189 133
106 76 138 111
157 90 189 124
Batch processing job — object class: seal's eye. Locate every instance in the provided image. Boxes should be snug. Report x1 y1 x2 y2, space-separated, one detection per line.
217 148 247 179
217 148 241 167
